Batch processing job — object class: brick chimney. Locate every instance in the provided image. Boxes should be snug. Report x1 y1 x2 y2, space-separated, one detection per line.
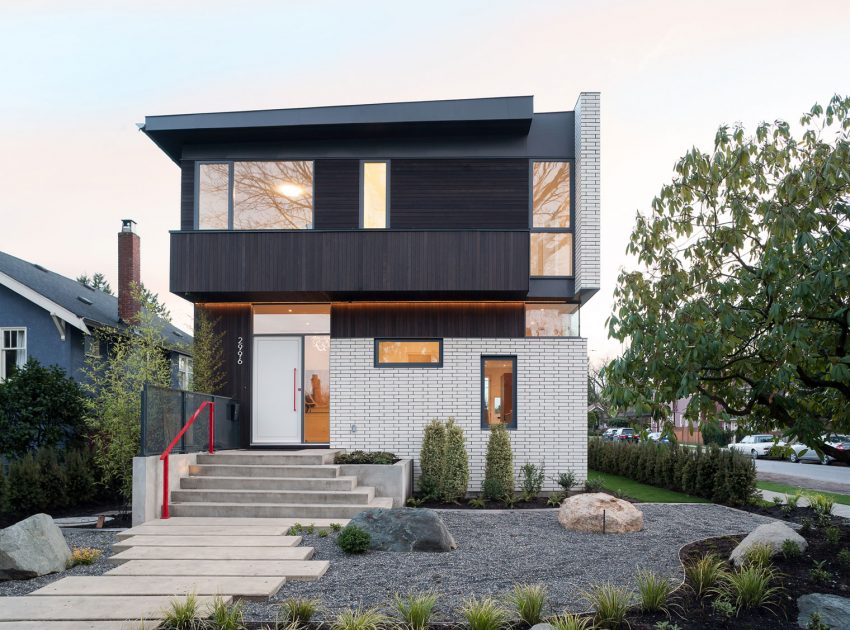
117 219 141 324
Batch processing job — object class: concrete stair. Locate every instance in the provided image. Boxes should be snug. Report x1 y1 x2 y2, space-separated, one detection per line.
170 449 392 519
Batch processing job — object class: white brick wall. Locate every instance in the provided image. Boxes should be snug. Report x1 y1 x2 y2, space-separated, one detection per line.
574 92 601 294
329 337 588 492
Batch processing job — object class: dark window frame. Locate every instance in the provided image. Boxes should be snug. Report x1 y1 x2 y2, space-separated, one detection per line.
359 159 391 229
480 355 518 430
373 337 443 368
528 159 575 279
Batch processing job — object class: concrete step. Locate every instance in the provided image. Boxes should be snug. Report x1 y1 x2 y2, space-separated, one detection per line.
181 475 358 491
109 545 314 563
197 451 338 466
115 525 296 540
0 595 228 622
170 487 375 505
30 575 285 601
112 535 303 551
170 497 394 519
0 622 159 630
106 559 329 581
189 464 341 478
132 516 348 528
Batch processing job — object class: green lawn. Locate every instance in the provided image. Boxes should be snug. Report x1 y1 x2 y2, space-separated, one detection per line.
756 480 850 506
587 470 709 503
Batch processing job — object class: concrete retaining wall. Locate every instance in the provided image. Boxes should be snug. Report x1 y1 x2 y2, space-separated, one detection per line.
132 452 198 526
339 458 413 507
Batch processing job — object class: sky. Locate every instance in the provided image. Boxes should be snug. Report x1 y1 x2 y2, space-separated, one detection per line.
1 0 849 363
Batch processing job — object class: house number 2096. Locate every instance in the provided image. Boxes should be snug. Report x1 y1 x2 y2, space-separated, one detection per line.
237 336 244 365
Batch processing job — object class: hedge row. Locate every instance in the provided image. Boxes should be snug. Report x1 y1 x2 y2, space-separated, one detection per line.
588 439 757 506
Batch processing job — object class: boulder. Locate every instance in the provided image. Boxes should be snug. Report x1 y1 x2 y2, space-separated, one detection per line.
0 513 72 580
558 492 643 533
729 521 807 567
349 508 457 552
530 624 555 630
797 593 850 629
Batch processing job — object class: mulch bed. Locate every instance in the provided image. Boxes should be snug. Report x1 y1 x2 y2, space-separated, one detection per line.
414 496 556 509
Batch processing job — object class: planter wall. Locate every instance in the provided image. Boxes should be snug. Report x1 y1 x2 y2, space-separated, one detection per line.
339 458 413 507
132 453 198 526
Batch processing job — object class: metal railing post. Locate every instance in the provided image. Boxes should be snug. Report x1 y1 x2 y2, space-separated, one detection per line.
209 400 215 454
161 453 170 519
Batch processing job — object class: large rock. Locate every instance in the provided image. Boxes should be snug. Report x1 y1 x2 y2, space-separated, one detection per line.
558 492 643 533
349 508 457 552
797 593 850 629
729 521 807 567
0 513 72 580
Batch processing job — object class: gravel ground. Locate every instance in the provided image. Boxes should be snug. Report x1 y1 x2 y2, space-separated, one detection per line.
0 528 117 596
244 504 777 622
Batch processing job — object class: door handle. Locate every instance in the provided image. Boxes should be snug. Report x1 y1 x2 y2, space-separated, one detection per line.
293 367 297 412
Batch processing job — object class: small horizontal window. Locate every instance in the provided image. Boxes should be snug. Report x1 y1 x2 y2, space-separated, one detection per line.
375 339 442 367
525 303 579 337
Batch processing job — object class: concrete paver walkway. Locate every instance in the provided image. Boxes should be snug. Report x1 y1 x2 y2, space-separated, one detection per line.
760 489 850 518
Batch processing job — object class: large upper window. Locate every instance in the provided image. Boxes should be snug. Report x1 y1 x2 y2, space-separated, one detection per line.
197 161 314 230
525 303 579 337
1 328 26 382
375 339 442 367
481 356 516 429
361 161 389 228
531 161 573 276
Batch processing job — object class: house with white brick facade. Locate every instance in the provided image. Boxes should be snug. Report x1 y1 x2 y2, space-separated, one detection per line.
142 93 600 493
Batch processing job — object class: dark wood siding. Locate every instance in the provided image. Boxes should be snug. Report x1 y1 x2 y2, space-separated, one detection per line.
171 230 529 300
331 302 524 338
180 160 195 231
196 303 252 448
314 160 360 228
390 159 528 229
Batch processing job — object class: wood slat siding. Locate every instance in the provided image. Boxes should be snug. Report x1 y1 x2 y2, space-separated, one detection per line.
196 303 252 448
180 161 195 231
314 160 360 228
171 230 529 298
331 302 524 338
390 159 529 229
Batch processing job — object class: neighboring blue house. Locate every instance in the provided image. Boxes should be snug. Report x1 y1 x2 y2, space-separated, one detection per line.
0 221 192 387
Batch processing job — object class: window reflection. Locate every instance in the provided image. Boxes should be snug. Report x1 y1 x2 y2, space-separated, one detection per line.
198 163 229 229
530 233 573 276
525 304 579 337
363 162 388 228
233 161 313 229
376 340 441 366
532 162 571 228
482 357 515 427
304 335 330 443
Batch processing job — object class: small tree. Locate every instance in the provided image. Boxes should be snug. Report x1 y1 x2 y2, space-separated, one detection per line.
76 272 113 295
482 424 514 500
440 418 469 502
82 285 172 499
191 309 226 394
419 419 446 499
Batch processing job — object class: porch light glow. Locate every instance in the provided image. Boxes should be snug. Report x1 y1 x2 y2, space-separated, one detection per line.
276 182 305 198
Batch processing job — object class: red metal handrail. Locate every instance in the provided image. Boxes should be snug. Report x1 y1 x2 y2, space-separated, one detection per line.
160 400 215 519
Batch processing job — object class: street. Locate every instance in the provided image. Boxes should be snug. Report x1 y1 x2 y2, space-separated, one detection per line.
755 458 850 493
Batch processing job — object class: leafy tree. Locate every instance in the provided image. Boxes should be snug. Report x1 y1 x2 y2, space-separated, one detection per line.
76 272 113 295
606 96 850 461
0 359 87 458
137 282 171 322
82 285 172 499
191 308 225 394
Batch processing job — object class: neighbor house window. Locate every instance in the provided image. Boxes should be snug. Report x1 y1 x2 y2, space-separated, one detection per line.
361 161 389 228
525 304 579 337
84 335 101 358
375 339 442 367
1 328 26 382
196 161 314 230
531 161 573 276
177 355 193 390
481 356 516 429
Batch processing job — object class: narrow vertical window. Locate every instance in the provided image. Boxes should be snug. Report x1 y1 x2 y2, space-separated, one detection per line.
530 161 573 276
198 163 230 229
1 328 26 382
362 161 388 228
481 356 517 429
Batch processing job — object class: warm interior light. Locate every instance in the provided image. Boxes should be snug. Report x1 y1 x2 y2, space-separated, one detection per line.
276 183 305 198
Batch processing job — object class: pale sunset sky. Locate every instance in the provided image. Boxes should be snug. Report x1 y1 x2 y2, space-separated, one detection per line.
1 0 848 362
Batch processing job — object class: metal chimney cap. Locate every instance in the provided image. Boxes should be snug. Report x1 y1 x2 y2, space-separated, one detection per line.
121 219 137 233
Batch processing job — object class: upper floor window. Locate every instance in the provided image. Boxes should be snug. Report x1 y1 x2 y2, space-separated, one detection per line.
530 161 573 277
177 355 193 390
525 303 579 337
1 328 26 382
84 334 101 358
361 161 389 229
197 161 314 230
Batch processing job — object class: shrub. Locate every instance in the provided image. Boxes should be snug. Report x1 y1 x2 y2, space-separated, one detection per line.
702 421 733 447
419 419 446 499
279 597 321 624
584 477 604 493
508 583 546 626
36 447 68 512
742 543 773 569
807 493 834 517
209 595 246 630
330 522 343 532
459 596 509 630
550 614 592 630
393 591 438 630
337 524 370 554
7 453 45 516
161 593 200 630
583 583 632 629
0 462 8 515
441 418 469 502
555 471 577 492
482 425 513 500
331 608 387 630
519 462 545 501
837 548 850 571
468 496 486 509
825 526 841 546
335 451 399 465
68 546 102 567
685 553 727 598
64 448 96 505
781 539 802 559
718 564 782 611
807 612 832 630
0 359 87 458
635 570 674 614
810 560 832 584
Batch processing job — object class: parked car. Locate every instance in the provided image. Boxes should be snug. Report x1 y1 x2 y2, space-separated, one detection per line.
647 431 670 444
602 428 617 441
611 428 639 443
788 434 849 464
729 434 785 459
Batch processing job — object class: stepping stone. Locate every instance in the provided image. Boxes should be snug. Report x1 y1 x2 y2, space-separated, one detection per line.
141 517 347 527
109 545 313 562
116 525 288 540
106 559 329 580
30 575 285 600
0 622 158 630
0 595 228 621
112 535 301 550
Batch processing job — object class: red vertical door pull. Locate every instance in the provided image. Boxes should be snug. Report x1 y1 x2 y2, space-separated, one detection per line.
293 368 297 412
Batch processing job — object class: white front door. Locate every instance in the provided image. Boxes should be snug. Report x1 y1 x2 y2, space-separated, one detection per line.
252 336 302 444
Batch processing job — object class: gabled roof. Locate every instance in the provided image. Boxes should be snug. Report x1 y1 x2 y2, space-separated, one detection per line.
0 250 192 351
